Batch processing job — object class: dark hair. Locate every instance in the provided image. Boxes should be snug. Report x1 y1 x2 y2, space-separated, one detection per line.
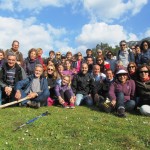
12 40 19 46
86 49 92 53
28 48 37 57
140 40 150 51
119 40 127 46
135 44 140 49
107 50 114 56
49 50 55 56
127 62 137 71
137 64 150 75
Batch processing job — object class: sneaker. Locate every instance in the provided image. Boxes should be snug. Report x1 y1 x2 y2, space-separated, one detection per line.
62 102 69 108
117 107 126 118
27 101 40 109
70 103 75 109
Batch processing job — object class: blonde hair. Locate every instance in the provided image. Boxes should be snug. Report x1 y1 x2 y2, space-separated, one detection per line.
46 64 59 80
62 75 72 87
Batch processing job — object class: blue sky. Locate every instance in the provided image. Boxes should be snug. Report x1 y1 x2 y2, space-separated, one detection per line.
0 0 150 57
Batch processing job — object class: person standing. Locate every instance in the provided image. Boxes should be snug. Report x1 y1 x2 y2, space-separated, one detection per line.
117 40 135 68
5 40 24 66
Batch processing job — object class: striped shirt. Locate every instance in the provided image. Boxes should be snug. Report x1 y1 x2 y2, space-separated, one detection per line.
6 68 16 86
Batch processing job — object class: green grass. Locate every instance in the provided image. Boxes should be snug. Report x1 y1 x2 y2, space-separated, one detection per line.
0 106 150 150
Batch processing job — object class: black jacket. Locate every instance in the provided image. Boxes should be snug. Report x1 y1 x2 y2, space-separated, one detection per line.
136 79 150 105
72 72 96 96
0 62 23 88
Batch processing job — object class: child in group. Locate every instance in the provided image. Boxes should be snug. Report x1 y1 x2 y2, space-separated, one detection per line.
55 75 75 108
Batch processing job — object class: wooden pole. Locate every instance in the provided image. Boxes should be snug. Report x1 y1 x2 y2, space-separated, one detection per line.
0 97 29 109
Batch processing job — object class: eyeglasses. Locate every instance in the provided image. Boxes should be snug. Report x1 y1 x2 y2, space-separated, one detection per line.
48 68 54 71
139 70 149 74
129 66 135 68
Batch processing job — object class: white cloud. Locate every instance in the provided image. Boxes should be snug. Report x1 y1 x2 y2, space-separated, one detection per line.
0 16 71 57
0 0 74 12
82 0 148 22
76 22 138 48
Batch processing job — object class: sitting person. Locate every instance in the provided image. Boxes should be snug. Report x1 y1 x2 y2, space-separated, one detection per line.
109 68 136 117
136 64 150 116
0 53 23 104
14 64 49 108
55 75 75 108
94 69 115 112
72 63 96 106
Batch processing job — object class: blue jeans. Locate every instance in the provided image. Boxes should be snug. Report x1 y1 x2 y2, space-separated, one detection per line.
75 94 93 106
116 92 135 111
20 90 50 106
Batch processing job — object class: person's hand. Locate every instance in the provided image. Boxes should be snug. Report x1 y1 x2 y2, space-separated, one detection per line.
5 86 12 96
58 96 65 104
70 96 76 103
94 94 99 103
27 92 38 99
111 100 116 107
15 90 22 100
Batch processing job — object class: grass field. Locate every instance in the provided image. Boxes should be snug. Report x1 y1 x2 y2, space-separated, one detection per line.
0 106 150 150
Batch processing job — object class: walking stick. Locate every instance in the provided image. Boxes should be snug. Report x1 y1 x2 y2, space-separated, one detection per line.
0 97 29 109
14 111 50 131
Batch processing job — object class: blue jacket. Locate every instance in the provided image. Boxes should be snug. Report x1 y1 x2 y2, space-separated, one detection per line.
14 74 50 97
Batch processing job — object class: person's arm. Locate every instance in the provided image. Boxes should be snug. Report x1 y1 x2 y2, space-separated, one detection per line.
109 83 116 106
130 80 136 99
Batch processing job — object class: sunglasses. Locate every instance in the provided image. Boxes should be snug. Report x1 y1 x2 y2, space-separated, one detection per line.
118 73 127 76
139 70 149 74
56 54 61 55
143 44 148 46
78 55 82 56
120 44 126 46
129 66 135 68
48 68 54 71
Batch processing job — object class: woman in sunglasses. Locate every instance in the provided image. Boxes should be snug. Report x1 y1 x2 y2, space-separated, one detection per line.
46 65 59 105
127 62 137 80
136 64 150 116
109 68 136 117
140 40 150 64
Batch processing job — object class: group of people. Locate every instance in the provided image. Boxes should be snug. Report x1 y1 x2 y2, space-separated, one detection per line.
0 39 150 117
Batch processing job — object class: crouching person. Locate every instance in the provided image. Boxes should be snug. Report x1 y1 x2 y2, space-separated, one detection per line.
55 75 75 108
15 64 49 108
0 53 23 104
94 69 115 113
109 68 136 117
